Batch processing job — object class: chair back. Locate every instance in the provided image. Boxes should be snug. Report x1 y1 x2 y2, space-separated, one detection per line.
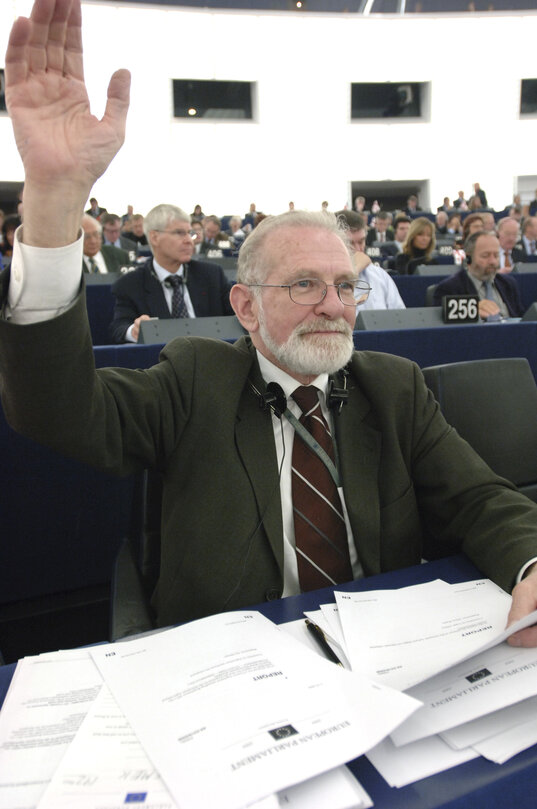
422 358 537 500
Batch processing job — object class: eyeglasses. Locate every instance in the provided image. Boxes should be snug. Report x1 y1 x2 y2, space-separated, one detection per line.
247 278 371 306
154 228 194 239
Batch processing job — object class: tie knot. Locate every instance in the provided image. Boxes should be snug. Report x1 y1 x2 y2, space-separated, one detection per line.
292 386 319 416
165 275 181 288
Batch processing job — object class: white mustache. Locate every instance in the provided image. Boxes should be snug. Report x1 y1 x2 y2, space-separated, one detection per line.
296 319 352 337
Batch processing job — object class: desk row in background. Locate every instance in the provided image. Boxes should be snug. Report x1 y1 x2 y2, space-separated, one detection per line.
85 269 537 345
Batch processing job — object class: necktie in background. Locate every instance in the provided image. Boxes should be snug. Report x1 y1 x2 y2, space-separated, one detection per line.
88 257 98 273
165 275 189 318
291 386 352 591
484 280 502 321
504 250 512 271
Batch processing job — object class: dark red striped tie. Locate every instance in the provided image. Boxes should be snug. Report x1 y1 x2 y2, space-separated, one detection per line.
291 386 352 591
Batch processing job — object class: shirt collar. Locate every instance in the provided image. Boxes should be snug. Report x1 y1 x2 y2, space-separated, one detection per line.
153 258 185 282
256 349 329 402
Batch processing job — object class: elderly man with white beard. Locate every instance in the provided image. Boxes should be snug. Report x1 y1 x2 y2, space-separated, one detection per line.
3 0 537 643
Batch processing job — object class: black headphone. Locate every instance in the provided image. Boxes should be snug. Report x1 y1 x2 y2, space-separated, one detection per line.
257 382 287 419
253 367 350 418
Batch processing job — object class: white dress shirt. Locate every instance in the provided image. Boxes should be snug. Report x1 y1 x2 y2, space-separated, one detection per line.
359 263 406 311
83 251 109 274
256 352 362 597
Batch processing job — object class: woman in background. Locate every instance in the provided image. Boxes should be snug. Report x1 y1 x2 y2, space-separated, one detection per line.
394 216 437 274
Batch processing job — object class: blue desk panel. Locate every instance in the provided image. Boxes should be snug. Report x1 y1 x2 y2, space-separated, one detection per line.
92 321 537 387
1 555 535 809
354 321 537 381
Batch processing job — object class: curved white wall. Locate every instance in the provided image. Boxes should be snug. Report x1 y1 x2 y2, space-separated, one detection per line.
1 1 537 216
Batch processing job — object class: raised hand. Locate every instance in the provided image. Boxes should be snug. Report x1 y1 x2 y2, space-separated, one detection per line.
5 0 130 246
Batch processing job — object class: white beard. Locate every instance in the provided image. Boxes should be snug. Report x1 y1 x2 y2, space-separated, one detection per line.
257 310 354 377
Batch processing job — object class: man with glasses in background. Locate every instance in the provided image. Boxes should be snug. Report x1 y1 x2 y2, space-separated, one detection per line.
3 0 537 641
109 203 234 343
101 212 138 255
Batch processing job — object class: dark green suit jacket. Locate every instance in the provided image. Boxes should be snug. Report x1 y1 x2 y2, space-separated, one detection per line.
1 292 537 627
82 244 130 274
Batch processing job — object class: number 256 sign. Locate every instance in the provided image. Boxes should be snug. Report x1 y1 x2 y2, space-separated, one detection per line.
442 295 479 323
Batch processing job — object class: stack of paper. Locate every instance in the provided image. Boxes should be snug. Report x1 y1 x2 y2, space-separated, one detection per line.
300 578 537 787
0 610 423 809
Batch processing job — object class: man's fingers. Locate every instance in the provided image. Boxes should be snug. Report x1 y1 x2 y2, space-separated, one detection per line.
507 573 537 647
46 0 73 74
28 0 57 73
26 0 74 74
103 69 131 139
64 0 84 82
5 17 32 89
508 626 537 648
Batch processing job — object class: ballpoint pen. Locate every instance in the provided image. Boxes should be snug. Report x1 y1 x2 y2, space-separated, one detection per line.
305 619 344 666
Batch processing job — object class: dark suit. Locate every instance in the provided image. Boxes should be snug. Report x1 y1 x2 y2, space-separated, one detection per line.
109 257 234 343
1 292 537 627
198 234 229 255
83 245 130 274
366 228 394 247
514 241 534 261
433 268 524 317
103 235 138 254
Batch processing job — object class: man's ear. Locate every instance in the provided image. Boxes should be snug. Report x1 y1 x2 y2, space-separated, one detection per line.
230 283 260 332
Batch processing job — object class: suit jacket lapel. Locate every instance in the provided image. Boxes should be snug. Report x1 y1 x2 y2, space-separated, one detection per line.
233 339 284 575
185 262 205 315
143 260 173 319
334 378 382 574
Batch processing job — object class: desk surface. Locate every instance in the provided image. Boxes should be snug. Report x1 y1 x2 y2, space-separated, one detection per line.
1 555 535 809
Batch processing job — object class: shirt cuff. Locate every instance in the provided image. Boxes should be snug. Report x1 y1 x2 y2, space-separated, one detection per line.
516 557 537 584
5 226 83 324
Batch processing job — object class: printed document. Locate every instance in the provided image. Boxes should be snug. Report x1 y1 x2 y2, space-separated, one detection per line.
0 649 102 809
38 683 372 809
334 579 517 690
90 610 419 809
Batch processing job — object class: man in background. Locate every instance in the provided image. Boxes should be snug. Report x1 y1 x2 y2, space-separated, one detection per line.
101 212 137 255
336 210 405 310
496 217 525 271
81 214 131 273
433 231 524 320
109 204 233 343
366 211 394 246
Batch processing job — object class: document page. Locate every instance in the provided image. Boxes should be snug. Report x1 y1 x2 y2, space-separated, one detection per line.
440 694 537 750
334 579 531 690
38 684 372 809
0 650 102 809
37 684 176 809
391 642 537 745
90 610 420 809
366 732 478 788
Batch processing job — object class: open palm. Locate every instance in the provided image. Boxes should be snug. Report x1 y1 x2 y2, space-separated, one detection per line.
5 0 130 192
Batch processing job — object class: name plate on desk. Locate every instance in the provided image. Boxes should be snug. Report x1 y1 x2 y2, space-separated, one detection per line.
442 295 479 324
